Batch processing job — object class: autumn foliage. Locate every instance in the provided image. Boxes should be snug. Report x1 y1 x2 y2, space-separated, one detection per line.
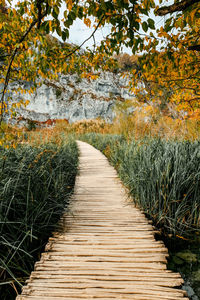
0 0 199 133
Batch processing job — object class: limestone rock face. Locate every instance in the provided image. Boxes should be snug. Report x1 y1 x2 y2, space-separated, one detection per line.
5 72 135 125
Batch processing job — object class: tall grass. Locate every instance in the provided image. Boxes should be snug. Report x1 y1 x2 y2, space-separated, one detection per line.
81 133 200 238
111 109 200 141
0 138 78 299
20 109 200 143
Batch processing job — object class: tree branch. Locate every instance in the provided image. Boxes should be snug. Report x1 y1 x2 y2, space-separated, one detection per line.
185 97 200 102
156 0 200 16
0 3 49 123
64 16 105 59
188 45 200 51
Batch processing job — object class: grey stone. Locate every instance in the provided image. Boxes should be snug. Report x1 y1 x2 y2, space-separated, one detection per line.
182 285 195 297
4 71 135 126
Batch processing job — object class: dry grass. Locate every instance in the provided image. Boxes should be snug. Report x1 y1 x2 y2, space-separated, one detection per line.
25 113 200 143
24 119 112 145
3 105 198 147
68 119 111 134
110 106 200 141
27 127 65 146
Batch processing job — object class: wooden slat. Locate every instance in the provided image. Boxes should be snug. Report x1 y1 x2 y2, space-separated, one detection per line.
16 141 188 300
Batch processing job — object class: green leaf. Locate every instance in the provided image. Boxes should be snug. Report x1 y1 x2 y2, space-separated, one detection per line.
70 11 76 21
133 21 140 31
142 21 148 32
164 17 173 32
139 8 148 16
54 5 59 15
56 24 62 37
62 31 67 41
64 16 73 27
62 29 69 41
147 18 155 30
64 10 68 19
78 7 83 19
45 22 50 34
52 9 58 19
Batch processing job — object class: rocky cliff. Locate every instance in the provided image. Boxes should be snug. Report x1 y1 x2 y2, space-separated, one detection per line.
5 71 135 126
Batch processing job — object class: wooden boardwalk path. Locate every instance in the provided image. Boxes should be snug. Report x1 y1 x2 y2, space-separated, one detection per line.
17 141 189 300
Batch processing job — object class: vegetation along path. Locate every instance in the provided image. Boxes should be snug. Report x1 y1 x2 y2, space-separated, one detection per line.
17 141 189 300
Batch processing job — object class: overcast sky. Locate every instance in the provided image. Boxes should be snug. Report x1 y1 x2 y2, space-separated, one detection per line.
10 0 170 54
55 0 171 53
54 1 168 54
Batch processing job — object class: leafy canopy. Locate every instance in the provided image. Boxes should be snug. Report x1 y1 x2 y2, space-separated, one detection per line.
0 0 199 121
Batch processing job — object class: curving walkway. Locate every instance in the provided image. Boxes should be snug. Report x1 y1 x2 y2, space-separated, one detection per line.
17 141 189 300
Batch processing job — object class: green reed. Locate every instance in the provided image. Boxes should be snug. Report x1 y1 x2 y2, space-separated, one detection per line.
0 138 78 299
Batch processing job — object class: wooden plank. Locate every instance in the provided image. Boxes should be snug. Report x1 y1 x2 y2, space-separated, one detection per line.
34 261 167 270
18 288 187 299
28 275 183 284
26 278 183 287
16 296 185 300
30 270 182 277
42 255 167 263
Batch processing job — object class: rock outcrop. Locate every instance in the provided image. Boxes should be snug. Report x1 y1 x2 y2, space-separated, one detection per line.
4 71 135 126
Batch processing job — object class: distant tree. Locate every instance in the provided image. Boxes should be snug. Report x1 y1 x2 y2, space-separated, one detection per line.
115 53 139 71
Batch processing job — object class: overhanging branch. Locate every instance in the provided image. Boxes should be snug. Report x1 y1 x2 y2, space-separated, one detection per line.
0 3 49 123
64 15 105 59
188 45 200 51
156 0 200 16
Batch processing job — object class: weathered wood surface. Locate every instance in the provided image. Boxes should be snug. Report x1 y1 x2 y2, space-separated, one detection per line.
16 140 188 300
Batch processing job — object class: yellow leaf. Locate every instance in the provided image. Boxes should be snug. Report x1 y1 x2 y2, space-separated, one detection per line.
84 18 91 28
66 0 73 11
